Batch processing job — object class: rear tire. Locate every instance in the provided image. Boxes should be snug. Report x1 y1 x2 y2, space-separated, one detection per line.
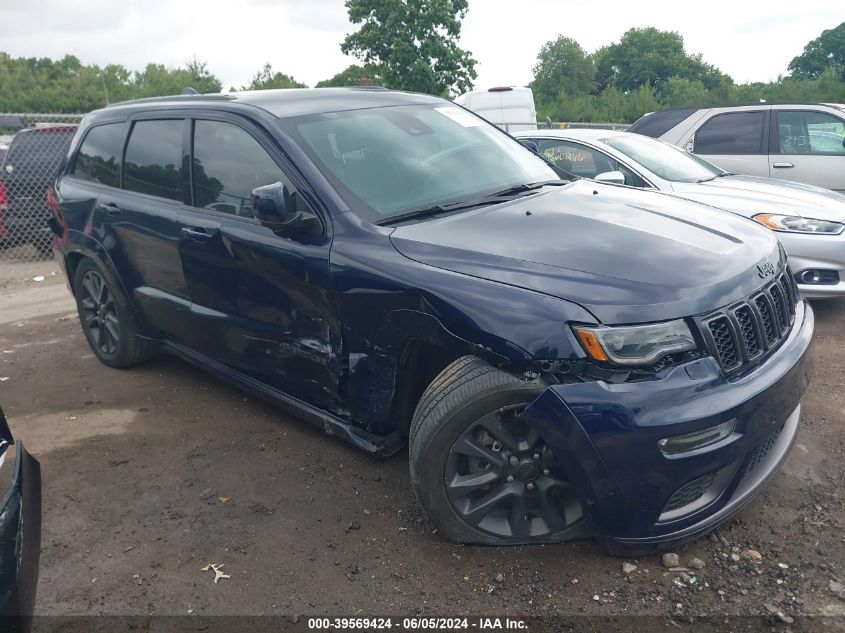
409 356 587 545
73 258 155 368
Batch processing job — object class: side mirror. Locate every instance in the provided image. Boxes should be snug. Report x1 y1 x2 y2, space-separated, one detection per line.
520 139 539 153
594 170 626 185
251 182 321 238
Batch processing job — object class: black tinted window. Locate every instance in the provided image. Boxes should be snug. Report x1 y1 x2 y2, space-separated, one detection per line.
628 108 697 138
73 123 124 187
191 120 286 216
694 112 765 155
5 127 76 177
123 120 183 201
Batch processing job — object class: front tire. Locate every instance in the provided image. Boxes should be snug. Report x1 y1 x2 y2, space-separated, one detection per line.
409 356 587 545
73 258 154 368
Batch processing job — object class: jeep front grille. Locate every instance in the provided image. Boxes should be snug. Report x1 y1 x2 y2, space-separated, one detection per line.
699 272 798 375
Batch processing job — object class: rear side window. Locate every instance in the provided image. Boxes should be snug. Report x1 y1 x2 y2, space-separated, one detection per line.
123 120 183 201
628 108 698 138
694 112 765 155
191 120 287 216
775 110 845 155
72 123 124 187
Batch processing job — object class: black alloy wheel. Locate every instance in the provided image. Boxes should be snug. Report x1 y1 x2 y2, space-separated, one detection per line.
444 404 583 540
79 269 121 356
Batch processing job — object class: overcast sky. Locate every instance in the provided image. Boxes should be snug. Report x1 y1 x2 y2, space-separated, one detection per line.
1 0 842 91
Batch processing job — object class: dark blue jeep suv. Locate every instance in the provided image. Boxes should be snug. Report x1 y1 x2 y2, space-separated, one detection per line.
50 88 813 552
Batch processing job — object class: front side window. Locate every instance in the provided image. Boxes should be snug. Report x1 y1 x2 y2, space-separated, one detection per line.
281 104 557 223
603 134 723 183
694 111 765 155
123 120 183 201
535 138 645 187
72 123 124 187
776 110 845 155
191 120 287 216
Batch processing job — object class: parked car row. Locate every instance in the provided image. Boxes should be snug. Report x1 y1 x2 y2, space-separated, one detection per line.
46 88 813 553
628 102 845 192
515 128 845 298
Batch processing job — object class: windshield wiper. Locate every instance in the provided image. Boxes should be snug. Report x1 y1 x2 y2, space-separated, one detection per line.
716 172 736 177
377 180 568 226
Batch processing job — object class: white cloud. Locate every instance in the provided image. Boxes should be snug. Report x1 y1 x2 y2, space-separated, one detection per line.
0 0 841 91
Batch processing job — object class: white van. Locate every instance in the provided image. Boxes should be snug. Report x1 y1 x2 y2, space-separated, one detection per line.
454 87 537 132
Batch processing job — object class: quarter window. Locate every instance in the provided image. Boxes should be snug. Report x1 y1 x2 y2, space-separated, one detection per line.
694 111 765 155
191 120 287 216
73 123 124 188
123 120 184 202
775 110 845 155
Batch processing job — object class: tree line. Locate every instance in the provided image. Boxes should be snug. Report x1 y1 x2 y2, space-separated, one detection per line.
0 0 842 122
530 24 845 122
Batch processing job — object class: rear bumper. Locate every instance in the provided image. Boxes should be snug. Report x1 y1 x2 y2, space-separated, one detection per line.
0 442 41 631
521 300 814 551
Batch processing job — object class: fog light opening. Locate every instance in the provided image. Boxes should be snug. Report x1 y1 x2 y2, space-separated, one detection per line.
658 419 736 456
801 269 821 284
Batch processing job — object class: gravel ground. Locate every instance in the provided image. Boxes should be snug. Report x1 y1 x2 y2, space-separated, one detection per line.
0 271 843 628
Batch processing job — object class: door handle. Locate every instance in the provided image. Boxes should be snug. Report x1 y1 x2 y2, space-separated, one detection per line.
772 162 794 169
180 226 218 243
98 202 123 216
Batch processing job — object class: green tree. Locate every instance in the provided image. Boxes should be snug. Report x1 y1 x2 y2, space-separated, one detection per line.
340 0 477 95
132 58 221 98
316 64 383 87
242 62 306 90
530 36 595 104
595 28 727 93
661 77 711 108
789 22 845 79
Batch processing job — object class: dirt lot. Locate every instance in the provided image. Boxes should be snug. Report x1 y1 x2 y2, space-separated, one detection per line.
0 267 843 626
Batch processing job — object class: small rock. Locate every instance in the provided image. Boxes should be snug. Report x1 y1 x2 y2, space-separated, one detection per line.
363 509 371 516
494 572 505 583
347 521 361 531
198 488 214 500
622 562 637 575
662 553 680 568
730 553 741 562
592 594 600 602
777 562 789 570
688 557 705 570
830 580 845 599
132 574 142 585
570 578 579 584
743 549 763 562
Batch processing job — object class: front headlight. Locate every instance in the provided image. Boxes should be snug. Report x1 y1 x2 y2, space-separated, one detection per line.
573 320 697 366
753 213 844 235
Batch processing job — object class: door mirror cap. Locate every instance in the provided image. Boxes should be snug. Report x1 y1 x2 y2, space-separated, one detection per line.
251 182 320 237
594 170 626 185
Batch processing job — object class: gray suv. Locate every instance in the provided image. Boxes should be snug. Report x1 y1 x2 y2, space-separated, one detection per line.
629 103 845 192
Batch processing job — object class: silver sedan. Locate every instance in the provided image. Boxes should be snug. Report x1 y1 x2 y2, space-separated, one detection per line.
516 129 845 299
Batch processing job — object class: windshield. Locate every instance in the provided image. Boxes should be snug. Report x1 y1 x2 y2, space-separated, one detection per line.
280 104 558 222
602 134 724 182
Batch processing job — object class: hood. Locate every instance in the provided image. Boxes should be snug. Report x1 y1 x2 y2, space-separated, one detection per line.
670 175 845 223
389 181 783 324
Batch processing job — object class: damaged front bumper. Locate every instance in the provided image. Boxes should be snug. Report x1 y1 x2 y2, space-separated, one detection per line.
521 300 814 554
0 409 41 632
